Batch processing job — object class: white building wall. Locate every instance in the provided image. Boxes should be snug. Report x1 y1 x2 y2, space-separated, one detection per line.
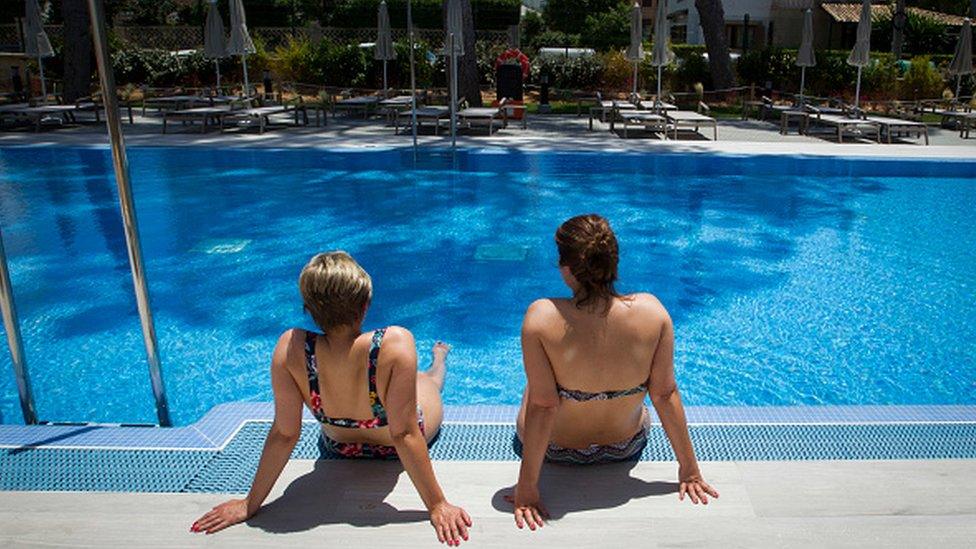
668 0 774 46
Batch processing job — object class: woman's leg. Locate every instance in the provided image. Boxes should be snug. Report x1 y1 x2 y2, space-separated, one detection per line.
416 342 450 444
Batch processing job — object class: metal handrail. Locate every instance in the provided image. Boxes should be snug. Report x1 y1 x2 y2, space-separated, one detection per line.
0 228 37 424
87 0 171 427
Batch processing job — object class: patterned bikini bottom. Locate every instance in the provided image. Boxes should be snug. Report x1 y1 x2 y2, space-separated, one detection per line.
319 408 426 460
544 411 651 465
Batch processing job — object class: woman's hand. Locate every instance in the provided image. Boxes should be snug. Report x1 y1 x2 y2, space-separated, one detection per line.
429 501 472 546
505 483 549 531
190 498 250 534
678 466 720 505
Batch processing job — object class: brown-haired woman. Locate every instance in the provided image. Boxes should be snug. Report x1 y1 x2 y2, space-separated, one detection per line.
191 251 472 545
510 214 718 530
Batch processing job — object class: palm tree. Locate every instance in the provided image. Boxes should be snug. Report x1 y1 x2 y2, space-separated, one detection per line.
694 0 736 89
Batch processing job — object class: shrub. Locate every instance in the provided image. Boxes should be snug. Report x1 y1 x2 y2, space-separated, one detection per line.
530 55 603 89
735 48 795 90
543 0 624 34
111 47 213 87
672 49 711 91
899 56 945 99
600 50 633 91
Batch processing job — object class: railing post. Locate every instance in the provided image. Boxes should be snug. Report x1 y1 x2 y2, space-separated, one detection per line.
0 228 37 425
86 0 171 427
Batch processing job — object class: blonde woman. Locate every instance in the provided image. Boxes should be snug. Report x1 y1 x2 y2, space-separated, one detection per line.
192 252 471 545
511 214 718 530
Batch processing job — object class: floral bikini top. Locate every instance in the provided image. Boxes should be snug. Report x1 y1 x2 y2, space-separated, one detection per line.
304 328 389 429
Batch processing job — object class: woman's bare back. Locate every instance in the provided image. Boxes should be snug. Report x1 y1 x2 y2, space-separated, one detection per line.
528 293 668 447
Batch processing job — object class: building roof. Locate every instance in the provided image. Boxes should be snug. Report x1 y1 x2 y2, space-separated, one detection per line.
821 2 969 26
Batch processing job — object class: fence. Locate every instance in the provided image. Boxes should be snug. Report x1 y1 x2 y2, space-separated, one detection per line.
0 24 511 52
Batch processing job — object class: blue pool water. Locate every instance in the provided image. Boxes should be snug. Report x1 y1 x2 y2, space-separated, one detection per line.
0 146 974 426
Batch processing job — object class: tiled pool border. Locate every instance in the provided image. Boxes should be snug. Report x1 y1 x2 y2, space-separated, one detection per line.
1 403 973 451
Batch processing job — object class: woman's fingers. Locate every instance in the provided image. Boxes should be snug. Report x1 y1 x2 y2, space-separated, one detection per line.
514 507 525 529
696 484 709 505
435 522 446 543
195 515 221 531
448 520 460 545
703 482 720 498
524 508 538 531
531 507 545 528
686 484 700 504
461 508 473 527
457 516 470 541
678 482 687 501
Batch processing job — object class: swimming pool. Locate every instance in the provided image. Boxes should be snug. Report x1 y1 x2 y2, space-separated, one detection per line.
0 146 974 426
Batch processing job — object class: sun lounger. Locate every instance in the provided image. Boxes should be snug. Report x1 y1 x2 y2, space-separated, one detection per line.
457 99 509 135
333 95 381 119
395 105 450 134
959 112 976 139
162 106 231 133
665 110 718 140
221 103 308 133
589 92 636 130
0 104 80 131
142 94 215 116
614 110 667 138
807 112 880 143
864 115 929 144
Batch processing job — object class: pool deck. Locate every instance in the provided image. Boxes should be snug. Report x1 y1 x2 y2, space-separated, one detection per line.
0 112 974 160
2 112 975 546
3 459 975 547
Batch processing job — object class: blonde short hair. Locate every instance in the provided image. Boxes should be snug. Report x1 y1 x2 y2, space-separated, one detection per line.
299 251 372 332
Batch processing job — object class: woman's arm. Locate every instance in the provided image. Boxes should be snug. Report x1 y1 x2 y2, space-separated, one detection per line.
647 311 719 505
513 300 560 530
192 330 304 534
381 328 472 546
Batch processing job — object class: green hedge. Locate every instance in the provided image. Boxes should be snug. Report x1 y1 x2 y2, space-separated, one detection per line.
326 0 520 30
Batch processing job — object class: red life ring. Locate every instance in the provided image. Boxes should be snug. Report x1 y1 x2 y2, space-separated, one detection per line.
494 48 531 79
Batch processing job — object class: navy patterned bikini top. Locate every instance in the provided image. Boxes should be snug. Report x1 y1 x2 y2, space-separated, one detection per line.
303 329 389 429
556 382 648 402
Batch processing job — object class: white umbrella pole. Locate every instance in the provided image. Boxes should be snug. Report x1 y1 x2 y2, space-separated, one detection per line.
408 0 417 153
799 66 806 106
383 60 388 94
854 66 862 111
657 65 662 107
450 34 457 148
242 55 250 97
956 75 962 101
632 61 638 96
38 56 47 104
215 61 221 90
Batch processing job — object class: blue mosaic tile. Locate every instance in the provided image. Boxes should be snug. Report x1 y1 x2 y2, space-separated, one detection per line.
0 446 215 492
5 420 976 493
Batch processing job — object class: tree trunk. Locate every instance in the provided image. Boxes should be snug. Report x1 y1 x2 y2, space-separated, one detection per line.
444 0 482 107
61 0 93 102
891 0 906 58
694 0 736 90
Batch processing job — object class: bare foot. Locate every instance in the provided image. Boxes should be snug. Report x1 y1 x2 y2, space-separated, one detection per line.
427 341 451 391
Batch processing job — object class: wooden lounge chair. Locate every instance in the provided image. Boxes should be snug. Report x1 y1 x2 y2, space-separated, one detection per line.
864 115 929 144
806 110 880 143
665 110 718 140
959 112 976 139
457 98 508 135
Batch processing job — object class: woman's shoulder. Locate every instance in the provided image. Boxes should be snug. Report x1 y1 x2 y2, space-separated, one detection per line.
623 293 671 321
367 325 416 356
